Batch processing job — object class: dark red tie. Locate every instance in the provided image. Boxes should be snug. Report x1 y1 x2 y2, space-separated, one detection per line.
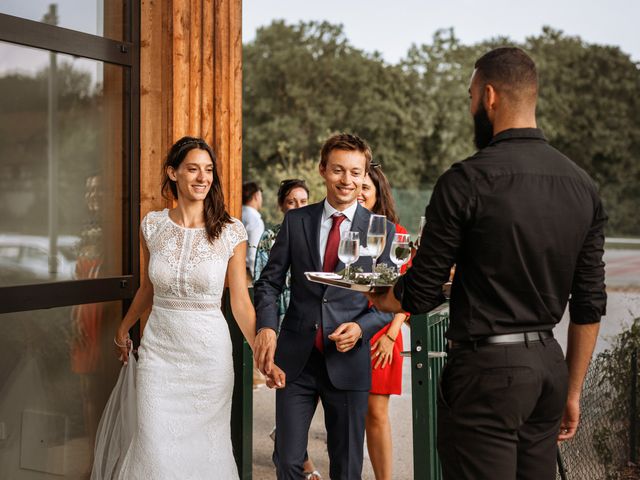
314 213 347 352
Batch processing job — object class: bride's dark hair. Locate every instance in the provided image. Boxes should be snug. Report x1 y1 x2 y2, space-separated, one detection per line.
161 136 232 242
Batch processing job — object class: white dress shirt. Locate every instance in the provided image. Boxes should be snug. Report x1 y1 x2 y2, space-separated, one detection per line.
319 199 358 269
242 205 265 277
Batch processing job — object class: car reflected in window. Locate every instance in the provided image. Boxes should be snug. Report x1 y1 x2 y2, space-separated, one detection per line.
0 234 79 286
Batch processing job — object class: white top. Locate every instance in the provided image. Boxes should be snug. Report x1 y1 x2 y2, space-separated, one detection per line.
319 199 358 268
241 205 265 277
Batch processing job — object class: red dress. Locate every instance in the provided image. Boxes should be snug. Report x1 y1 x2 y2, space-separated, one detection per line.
370 224 409 395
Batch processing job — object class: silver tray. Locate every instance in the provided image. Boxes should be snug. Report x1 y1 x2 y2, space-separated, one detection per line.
304 272 394 293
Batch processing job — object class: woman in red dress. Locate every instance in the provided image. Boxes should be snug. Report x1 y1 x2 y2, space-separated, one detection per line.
357 164 408 480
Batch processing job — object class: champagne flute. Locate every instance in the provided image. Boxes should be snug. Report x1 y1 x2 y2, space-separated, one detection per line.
415 216 426 248
367 214 387 278
338 231 360 279
390 233 411 274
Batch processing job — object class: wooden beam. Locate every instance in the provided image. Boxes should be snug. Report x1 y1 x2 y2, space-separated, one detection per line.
189 0 203 137
141 0 242 217
213 0 242 218
201 0 215 147
172 0 190 139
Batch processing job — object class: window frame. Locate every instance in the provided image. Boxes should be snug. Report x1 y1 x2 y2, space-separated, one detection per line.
0 4 140 314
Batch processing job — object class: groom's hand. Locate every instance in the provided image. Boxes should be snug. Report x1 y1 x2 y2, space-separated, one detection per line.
254 328 277 375
328 322 362 353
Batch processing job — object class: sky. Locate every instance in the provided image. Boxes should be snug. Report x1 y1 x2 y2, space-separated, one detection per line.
1 0 637 77
243 0 640 64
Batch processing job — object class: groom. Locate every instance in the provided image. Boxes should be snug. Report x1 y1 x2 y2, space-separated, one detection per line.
254 133 395 479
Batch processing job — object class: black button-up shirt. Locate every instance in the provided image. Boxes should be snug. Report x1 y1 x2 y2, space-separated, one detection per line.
394 128 607 341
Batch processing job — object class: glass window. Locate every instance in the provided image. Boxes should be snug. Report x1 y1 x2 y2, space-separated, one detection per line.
0 1 126 42
0 301 123 478
0 41 127 287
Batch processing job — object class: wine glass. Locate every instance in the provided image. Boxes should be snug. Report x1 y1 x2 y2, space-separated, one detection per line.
390 233 411 274
415 216 426 248
367 214 387 278
338 231 360 279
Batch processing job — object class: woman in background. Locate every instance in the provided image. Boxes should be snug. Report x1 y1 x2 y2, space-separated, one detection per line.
254 179 309 327
357 164 408 480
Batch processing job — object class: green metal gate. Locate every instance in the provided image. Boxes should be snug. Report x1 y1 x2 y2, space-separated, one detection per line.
410 304 450 480
224 289 254 479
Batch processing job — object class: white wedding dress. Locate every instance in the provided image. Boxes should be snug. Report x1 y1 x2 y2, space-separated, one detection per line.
117 209 247 479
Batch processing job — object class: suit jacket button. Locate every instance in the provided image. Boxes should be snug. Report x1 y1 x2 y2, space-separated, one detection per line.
314 323 319 330
323 298 328 304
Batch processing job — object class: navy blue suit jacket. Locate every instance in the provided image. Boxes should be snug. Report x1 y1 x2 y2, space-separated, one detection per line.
254 201 395 391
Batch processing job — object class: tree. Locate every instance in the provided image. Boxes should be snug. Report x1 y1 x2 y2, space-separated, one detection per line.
244 21 640 236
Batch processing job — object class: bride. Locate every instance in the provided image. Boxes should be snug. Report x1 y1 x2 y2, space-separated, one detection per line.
112 136 285 479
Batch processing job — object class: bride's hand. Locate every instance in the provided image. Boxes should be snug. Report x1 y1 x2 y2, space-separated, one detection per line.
114 329 132 364
266 364 286 389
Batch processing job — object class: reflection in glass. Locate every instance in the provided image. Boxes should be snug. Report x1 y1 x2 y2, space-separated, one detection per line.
0 302 122 478
0 41 126 287
0 1 126 42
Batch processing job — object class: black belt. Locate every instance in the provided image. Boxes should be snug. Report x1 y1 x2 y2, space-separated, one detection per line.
447 330 553 350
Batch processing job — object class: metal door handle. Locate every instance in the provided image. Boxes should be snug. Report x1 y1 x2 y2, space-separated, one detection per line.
400 350 447 358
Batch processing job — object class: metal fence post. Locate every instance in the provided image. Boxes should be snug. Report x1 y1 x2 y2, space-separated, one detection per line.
224 289 253 479
631 347 638 465
411 311 432 480
412 304 449 480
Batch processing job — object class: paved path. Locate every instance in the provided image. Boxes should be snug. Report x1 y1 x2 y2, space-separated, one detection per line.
253 326 415 480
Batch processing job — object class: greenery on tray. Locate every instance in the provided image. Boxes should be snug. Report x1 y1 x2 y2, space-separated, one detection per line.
337 263 399 285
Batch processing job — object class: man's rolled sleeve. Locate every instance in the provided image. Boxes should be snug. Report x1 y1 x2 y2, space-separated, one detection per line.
395 165 471 314
568 197 607 324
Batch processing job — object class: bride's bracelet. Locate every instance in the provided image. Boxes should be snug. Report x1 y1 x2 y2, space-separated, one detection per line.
114 335 129 348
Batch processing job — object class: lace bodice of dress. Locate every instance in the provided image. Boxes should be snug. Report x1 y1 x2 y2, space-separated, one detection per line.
142 209 247 309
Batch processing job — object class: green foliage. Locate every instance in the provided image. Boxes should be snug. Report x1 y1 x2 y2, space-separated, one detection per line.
339 262 398 285
592 318 640 477
244 21 640 236
243 20 429 222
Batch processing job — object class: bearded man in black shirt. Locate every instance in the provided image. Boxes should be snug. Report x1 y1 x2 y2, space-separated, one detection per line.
369 47 606 479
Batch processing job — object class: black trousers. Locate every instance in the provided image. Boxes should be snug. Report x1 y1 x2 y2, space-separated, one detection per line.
273 349 369 480
437 338 568 480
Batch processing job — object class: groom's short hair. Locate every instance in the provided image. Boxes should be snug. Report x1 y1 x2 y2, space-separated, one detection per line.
320 133 372 171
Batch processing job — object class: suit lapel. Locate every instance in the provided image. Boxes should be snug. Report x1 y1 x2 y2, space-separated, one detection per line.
302 201 324 272
352 203 370 246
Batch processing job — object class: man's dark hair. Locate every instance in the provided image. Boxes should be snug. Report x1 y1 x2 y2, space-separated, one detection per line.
242 181 261 205
319 133 372 171
277 179 309 207
474 47 538 103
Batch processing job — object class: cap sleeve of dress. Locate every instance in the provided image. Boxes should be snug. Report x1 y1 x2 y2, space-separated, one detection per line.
141 209 167 246
225 218 248 257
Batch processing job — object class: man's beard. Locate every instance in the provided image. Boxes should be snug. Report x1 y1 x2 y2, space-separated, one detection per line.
473 102 494 150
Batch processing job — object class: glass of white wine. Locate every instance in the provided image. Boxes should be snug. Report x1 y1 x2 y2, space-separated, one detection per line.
415 216 426 248
338 231 360 279
367 214 387 279
390 233 411 274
